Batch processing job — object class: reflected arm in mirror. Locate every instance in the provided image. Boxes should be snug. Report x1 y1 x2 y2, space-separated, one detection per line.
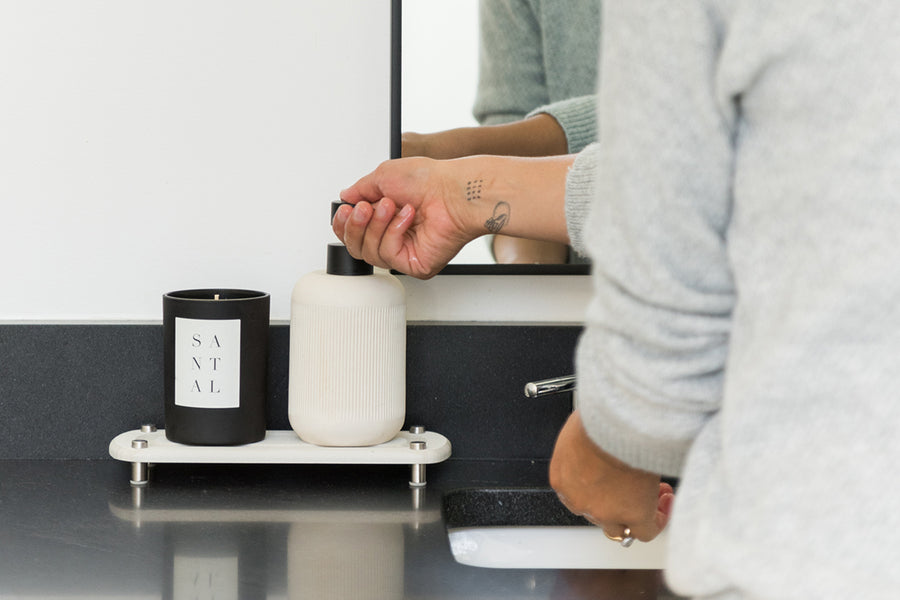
400 113 568 159
334 154 574 279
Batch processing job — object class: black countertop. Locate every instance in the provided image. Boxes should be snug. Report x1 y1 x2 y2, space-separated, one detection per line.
0 459 683 599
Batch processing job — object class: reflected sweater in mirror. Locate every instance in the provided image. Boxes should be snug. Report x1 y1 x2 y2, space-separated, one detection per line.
475 0 601 153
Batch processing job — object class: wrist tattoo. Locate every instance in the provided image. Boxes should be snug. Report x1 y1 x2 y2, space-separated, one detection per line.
465 179 483 202
484 202 510 234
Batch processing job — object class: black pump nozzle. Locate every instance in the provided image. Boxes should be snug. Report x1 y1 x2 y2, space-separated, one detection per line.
331 201 352 224
327 202 371 274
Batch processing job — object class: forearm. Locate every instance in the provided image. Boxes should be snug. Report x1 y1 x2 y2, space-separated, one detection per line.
401 114 568 160
450 154 573 244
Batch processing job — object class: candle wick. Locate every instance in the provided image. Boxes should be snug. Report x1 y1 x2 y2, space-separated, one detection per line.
214 294 220 300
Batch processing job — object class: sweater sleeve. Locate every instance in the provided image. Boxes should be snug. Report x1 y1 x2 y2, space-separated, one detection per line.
577 0 735 476
564 143 599 256
473 0 548 125
527 95 598 153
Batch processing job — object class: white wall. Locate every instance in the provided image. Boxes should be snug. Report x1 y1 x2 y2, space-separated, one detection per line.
0 0 586 324
0 1 392 320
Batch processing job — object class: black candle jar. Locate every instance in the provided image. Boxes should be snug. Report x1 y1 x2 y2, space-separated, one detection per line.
163 289 270 445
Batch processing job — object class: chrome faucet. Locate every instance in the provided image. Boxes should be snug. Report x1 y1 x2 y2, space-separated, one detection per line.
523 375 576 398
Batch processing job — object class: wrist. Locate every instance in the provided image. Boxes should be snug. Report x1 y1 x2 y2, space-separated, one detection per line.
445 155 516 240
455 154 574 243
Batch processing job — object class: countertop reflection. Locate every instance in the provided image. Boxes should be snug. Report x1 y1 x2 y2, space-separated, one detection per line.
0 460 683 599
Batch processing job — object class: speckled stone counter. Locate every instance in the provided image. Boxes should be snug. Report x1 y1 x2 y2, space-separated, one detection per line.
0 459 685 599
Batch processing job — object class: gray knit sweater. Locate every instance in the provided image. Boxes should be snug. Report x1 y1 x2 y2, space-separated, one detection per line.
474 0 600 153
569 2 900 597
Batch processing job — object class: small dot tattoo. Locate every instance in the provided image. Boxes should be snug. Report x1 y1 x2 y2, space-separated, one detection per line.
466 179 484 202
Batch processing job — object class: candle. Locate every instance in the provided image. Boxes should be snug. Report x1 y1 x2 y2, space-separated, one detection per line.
163 289 270 445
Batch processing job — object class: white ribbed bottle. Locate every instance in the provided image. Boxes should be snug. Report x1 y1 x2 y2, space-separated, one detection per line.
289 243 406 446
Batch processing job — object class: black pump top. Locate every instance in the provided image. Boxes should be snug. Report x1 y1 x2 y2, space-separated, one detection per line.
330 200 351 223
326 243 373 276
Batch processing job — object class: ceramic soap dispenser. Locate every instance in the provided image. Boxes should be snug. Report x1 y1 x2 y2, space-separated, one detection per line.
288 241 406 446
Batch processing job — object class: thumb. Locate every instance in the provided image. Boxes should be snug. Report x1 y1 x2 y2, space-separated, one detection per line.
340 167 388 205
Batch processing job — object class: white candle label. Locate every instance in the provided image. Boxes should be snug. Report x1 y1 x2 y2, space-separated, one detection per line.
174 317 241 409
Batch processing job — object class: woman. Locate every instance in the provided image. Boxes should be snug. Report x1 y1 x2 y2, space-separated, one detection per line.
335 1 900 596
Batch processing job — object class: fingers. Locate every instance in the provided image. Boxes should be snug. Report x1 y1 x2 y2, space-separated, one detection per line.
565 508 666 543
332 198 417 273
336 201 386 268
359 198 399 266
378 203 415 265
567 484 675 544
339 158 397 206
332 200 375 263
339 171 381 205
362 198 414 272
603 526 636 547
548 412 673 544
610 484 674 542
555 488 643 543
331 203 353 240
655 484 676 533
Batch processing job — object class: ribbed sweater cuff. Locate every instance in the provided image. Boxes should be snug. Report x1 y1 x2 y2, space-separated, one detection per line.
565 144 600 257
527 95 598 153
576 344 695 477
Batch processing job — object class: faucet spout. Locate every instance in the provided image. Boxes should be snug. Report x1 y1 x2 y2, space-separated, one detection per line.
523 375 576 398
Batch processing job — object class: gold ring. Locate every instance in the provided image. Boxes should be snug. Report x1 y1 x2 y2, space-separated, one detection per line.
604 527 635 548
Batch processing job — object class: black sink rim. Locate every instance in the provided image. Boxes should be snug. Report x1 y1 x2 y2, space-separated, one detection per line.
441 487 593 529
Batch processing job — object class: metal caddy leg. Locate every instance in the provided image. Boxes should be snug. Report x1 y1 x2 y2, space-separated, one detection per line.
129 424 157 487
408 425 427 488
130 438 149 487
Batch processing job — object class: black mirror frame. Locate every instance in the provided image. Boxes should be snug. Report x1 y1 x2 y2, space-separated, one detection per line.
390 1 590 276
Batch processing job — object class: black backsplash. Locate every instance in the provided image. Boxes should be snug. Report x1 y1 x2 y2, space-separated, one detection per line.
0 324 580 460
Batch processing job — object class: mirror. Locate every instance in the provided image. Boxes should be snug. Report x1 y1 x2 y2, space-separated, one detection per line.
397 0 590 274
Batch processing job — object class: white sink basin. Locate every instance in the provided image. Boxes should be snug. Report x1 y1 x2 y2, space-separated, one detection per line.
443 488 667 570
448 525 667 569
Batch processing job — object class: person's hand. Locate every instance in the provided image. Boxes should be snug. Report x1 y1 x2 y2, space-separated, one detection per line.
549 411 674 543
334 157 477 279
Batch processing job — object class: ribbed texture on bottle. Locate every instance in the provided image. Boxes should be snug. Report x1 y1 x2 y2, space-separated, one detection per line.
289 303 405 446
